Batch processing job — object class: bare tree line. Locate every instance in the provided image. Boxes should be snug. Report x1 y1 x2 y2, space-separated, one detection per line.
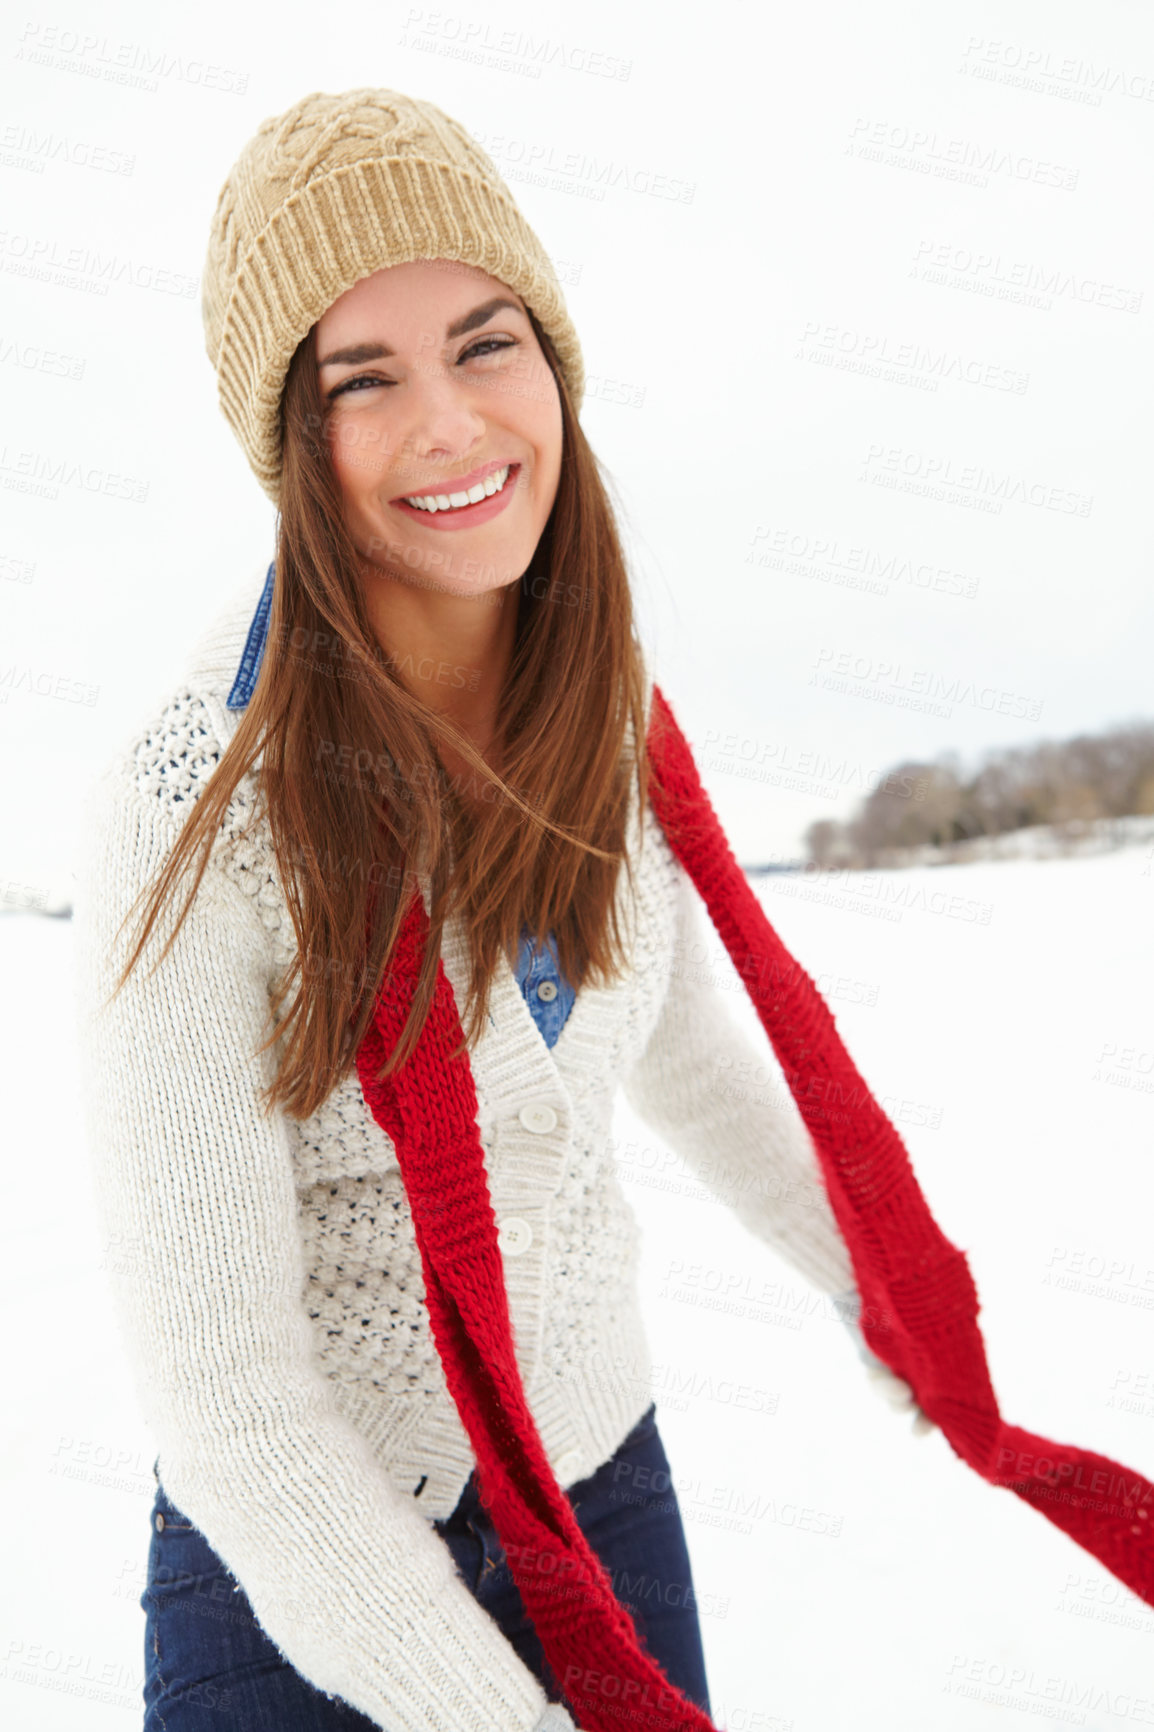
805 720 1154 869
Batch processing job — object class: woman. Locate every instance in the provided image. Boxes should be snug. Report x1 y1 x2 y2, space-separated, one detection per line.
74 88 919 1732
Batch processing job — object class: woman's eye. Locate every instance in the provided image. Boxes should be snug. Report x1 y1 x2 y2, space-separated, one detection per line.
461 336 517 362
329 373 390 400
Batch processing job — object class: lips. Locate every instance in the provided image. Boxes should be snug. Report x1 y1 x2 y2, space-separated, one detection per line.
390 458 514 507
391 462 522 531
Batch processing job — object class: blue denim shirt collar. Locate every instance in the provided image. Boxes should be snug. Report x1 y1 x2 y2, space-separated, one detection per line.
226 559 275 710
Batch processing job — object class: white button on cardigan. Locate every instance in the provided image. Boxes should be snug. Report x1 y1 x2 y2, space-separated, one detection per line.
498 1216 534 1256
518 1101 558 1135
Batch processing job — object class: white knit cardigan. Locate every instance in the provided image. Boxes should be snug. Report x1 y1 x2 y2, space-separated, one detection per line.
73 569 856 1732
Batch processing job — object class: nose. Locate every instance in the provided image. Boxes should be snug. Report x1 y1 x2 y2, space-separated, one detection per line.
400 364 487 475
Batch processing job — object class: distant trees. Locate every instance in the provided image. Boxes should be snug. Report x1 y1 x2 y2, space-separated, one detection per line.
803 721 1154 868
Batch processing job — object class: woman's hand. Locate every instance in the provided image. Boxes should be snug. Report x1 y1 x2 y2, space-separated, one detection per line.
833 1289 936 1436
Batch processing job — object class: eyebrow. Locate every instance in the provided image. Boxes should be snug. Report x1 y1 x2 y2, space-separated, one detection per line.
317 297 525 369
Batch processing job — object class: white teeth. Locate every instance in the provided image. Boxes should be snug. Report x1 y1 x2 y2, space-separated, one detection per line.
403 463 512 512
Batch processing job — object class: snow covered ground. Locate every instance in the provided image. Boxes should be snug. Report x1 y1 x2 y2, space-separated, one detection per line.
3 843 1153 1730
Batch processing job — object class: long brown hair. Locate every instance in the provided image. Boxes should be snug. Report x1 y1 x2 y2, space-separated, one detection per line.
105 306 653 1119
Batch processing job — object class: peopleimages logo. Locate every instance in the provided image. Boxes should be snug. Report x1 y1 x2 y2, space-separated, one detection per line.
0 228 198 297
959 35 1154 105
811 646 1045 723
859 443 1093 517
846 116 1080 190
944 1654 1154 1722
747 524 979 601
469 128 696 203
794 319 1029 395
399 9 633 80
911 238 1142 314
14 22 249 93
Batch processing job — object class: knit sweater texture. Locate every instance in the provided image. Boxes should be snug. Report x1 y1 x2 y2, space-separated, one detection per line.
73 567 856 1732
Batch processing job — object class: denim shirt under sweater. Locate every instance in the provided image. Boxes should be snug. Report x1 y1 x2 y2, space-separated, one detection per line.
226 561 576 1048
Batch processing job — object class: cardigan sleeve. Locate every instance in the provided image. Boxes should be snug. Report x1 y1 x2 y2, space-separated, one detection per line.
621 856 858 1299
72 762 574 1732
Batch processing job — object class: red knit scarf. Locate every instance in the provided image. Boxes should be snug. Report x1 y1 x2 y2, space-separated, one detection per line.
355 684 1153 1732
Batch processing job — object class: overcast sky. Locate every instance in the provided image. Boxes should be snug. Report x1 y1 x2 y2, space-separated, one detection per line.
3 0 1153 884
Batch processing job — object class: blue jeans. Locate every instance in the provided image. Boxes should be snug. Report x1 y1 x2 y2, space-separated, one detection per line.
142 1402 713 1727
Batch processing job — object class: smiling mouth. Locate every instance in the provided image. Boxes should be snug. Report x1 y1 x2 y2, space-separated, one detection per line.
400 463 517 514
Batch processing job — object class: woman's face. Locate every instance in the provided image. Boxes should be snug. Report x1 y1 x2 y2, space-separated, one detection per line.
313 259 563 602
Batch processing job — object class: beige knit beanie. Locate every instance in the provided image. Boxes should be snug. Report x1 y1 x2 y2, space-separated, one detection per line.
201 87 585 507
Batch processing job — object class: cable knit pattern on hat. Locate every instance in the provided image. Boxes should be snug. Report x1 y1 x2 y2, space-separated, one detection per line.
72 572 855 1732
201 87 586 506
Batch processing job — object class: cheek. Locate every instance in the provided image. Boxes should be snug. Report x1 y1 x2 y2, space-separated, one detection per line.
519 376 562 482
325 415 391 485
504 350 560 441
539 401 563 498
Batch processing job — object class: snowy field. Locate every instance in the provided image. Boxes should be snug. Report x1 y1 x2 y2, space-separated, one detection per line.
3 844 1153 1731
